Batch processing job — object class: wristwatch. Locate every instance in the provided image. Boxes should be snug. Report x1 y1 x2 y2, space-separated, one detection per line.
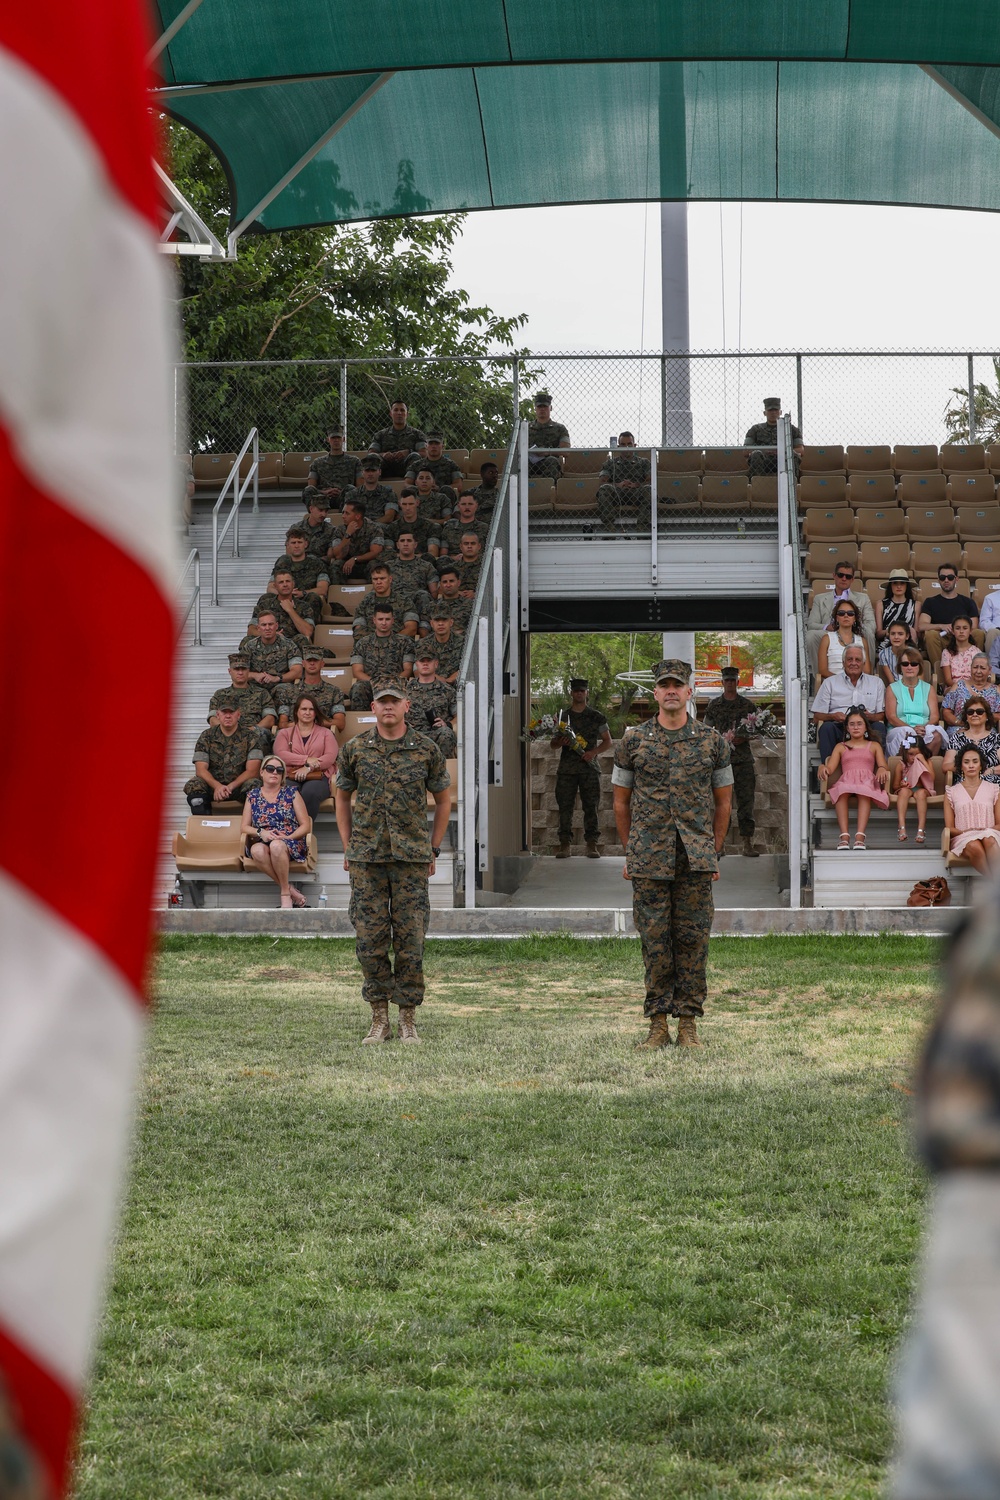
431 845 441 857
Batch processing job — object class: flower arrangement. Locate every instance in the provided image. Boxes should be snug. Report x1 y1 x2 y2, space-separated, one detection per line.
724 706 785 745
522 712 588 756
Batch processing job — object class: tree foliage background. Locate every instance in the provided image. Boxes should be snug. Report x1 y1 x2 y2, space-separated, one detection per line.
168 123 534 452
944 358 1000 447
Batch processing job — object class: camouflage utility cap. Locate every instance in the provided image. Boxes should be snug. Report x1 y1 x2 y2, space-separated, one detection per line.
414 641 439 661
720 665 739 679
228 653 249 667
372 679 409 700
763 397 781 410
655 659 692 684
215 694 240 711
569 677 588 690
302 647 325 661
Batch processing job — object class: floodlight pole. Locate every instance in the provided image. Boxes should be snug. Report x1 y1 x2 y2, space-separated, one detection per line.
660 201 693 446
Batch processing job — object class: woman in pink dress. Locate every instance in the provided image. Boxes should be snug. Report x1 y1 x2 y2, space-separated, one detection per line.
944 745 1000 874
818 709 890 850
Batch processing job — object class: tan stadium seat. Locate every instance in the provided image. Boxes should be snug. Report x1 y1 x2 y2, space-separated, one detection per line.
911 542 960 576
858 541 911 576
280 452 325 488
192 452 238 491
750 475 778 508
988 445 1000 476
905 507 957 541
427 760 459 813
657 448 703 473
893 445 940 474
897 472 948 505
313 626 355 660
856 509 907 541
798 474 849 506
846 445 892 472
658 475 701 506
324 584 369 618
943 444 987 474
314 664 352 702
340 711 378 742
553 477 600 511
173 816 245 873
700 476 749 508
956 507 1000 542
702 448 748 473
884 757 946 808
253 452 281 486
527 480 555 512
802 508 855 543
444 449 470 463
950 474 997 504
381 479 406 497
972 579 1000 611
468 449 507 473
806 541 858 578
242 830 318 875
806 583 837 610
963 542 1000 577
848 474 897 507
561 449 608 475
799 445 845 473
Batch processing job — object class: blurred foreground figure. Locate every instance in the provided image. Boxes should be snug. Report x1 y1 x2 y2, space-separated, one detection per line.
892 890 1000 1498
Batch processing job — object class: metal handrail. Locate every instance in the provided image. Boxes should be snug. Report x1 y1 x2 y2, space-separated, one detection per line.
211 427 259 605
178 548 202 646
777 416 810 907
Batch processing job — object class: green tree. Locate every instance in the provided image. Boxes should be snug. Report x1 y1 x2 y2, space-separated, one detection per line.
167 122 535 452
944 358 1000 446
530 634 664 732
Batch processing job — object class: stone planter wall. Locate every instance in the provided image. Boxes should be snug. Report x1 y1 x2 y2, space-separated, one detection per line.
529 738 788 856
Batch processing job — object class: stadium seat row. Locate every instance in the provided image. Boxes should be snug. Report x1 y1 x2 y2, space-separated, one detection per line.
805 540 1000 578
803 506 1000 543
807 578 1000 610
798 443 997 475
798 473 999 506
188 448 505 492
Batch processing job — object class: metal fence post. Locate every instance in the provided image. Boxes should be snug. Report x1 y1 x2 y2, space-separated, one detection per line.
512 357 520 428
492 549 504 785
463 680 477 908
518 420 529 633
660 355 667 446
795 353 804 435
340 360 349 447
968 354 977 442
193 551 202 645
649 446 658 586
507 477 519 697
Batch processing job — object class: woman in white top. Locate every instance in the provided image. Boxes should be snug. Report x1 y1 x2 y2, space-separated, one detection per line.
817 600 871 680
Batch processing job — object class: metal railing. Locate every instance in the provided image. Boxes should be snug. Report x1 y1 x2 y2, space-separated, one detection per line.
777 416 809 908
210 427 259 605
177 548 202 646
455 417 522 906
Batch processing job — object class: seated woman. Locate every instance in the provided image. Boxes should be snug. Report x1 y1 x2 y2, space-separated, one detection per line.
943 695 1000 781
273 692 338 821
940 615 978 690
875 570 918 645
885 652 948 755
241 757 310 909
818 599 871 680
818 707 890 850
945 744 1000 875
877 620 911 689
940 653 1000 726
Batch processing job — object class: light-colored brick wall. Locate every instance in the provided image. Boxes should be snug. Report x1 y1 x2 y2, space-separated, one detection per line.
529 738 788 855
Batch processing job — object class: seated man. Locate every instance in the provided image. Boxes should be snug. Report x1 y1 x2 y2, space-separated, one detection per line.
269 526 330 602
352 560 420 639
436 564 473 632
427 605 464 683
387 533 438 623
251 570 321 650
239 611 303 688
350 604 415 708
184 699 263 814
275 646 347 733
328 498 385 582
455 532 484 596
941 653 1000 726
406 641 457 756
978 584 1000 657
439 494 489 556
919 563 984 671
303 426 359 509
208 653 277 743
299 498 334 558
406 465 452 522
343 455 398 525
811 644 886 758
596 432 651 529
464 460 500 516
405 431 463 503
744 396 802 476
382 491 441 556
368 400 426 478
528 390 569 480
805 561 876 677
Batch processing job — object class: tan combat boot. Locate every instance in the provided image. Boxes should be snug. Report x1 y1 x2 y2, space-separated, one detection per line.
676 1016 701 1046
555 839 571 859
585 840 601 859
637 1014 672 1048
742 836 760 858
397 1006 422 1043
361 1001 392 1044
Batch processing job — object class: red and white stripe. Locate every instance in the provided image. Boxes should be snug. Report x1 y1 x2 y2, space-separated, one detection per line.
0 5 175 1492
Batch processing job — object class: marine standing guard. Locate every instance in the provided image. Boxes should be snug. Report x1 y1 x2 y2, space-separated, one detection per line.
552 678 612 859
703 664 760 857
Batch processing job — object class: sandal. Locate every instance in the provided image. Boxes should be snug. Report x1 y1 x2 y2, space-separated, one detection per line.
916 828 926 844
289 886 307 908
837 834 851 851
853 833 867 850
280 892 293 909
897 827 908 842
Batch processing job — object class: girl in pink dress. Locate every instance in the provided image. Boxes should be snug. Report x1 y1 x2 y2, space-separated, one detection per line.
891 737 935 844
940 615 978 688
944 745 1000 875
818 710 890 850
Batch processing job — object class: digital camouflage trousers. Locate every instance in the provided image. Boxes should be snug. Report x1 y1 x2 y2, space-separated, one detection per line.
631 839 715 1018
348 859 430 1007
731 753 756 837
555 758 602 842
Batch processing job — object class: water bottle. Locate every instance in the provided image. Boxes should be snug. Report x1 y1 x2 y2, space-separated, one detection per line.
168 876 183 908
318 885 328 909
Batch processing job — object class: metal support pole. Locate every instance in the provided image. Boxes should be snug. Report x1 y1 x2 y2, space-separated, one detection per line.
340 360 349 447
660 202 693 446
660 355 668 447
518 421 530 633
212 510 219 606
477 618 489 872
252 427 259 515
492 550 504 785
193 552 202 646
507 480 519 696
649 446 658 587
796 354 804 436
777 415 803 908
968 354 977 442
512 358 520 427
463 680 477 908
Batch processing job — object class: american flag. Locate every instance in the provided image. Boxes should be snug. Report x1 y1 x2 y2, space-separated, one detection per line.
0 3 175 1491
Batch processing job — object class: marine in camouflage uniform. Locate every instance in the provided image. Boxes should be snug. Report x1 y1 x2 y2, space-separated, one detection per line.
336 683 451 1041
238 631 303 684
439 512 490 556
702 676 758 850
352 584 419 640
528 393 570 480
251 590 321 652
552 685 610 854
427 622 464 682
744 399 802 476
411 487 452 523
369 418 427 477
270 550 329 603
184 713 263 811
405 447 463 503
350 631 414 709
612 659 732 1041
597 441 651 528
406 649 458 755
435 579 473 633
454 556 482 596
300 508 335 557
208 675 276 754
328 513 386 582
382 511 441 556
387 551 438 611
891 891 1000 1498
467 479 500 516
342 480 398 522
303 451 360 507
275 674 347 726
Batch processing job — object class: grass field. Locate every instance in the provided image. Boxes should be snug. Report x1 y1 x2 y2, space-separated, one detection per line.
77 935 940 1499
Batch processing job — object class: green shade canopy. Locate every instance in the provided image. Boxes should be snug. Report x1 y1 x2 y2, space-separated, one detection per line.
157 2 1000 233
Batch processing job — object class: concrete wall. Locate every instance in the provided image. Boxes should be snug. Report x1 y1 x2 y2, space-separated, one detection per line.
529 737 788 855
484 693 530 892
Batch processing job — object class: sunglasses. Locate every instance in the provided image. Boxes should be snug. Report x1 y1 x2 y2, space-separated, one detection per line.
967 709 987 716
939 574 957 581
262 763 283 773
835 572 854 580
901 660 921 668
835 610 855 617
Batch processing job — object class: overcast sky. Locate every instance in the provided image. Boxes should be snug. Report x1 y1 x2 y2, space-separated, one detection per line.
445 201 1000 447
